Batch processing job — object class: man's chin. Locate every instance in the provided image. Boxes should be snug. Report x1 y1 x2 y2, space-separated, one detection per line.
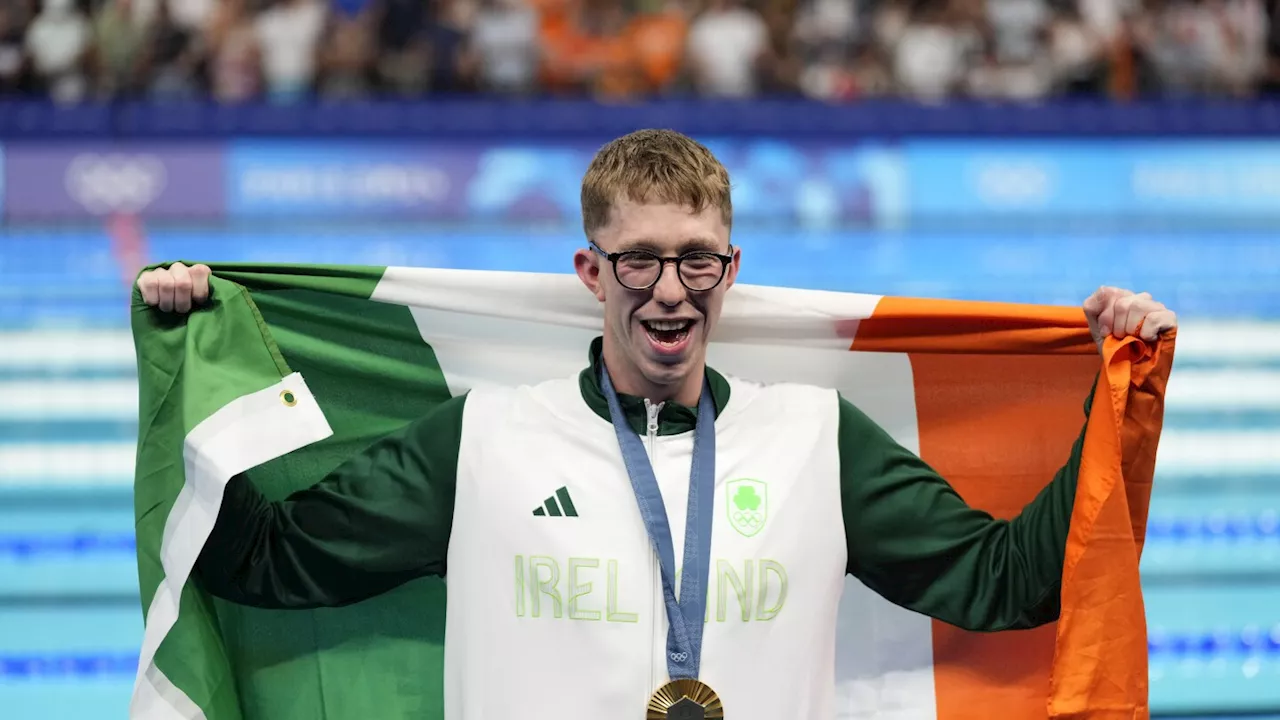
636 343 700 387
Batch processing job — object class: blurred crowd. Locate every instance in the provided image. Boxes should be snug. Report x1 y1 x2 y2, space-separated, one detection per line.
1 0 1278 104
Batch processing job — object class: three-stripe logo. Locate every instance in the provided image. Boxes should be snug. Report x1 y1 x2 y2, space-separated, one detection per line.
533 486 578 517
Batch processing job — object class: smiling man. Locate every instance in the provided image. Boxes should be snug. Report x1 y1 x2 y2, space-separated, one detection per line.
137 129 1177 720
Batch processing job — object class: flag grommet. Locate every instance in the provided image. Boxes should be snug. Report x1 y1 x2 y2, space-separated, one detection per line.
280 390 297 407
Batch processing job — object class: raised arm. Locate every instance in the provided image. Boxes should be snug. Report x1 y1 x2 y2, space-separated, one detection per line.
195 395 466 609
838 391 1089 631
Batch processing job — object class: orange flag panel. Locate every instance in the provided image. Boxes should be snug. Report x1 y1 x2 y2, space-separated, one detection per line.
853 296 1174 720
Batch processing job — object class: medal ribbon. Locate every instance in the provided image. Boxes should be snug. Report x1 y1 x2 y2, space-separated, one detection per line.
601 367 716 681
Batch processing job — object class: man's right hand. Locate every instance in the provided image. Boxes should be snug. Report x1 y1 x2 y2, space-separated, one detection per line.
136 262 211 313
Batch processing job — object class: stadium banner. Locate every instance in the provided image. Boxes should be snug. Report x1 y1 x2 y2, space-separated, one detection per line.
3 144 226 221
224 140 907 227
7 138 1280 225
904 140 1280 220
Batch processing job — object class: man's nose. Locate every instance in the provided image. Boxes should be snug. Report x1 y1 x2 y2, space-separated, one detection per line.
651 262 687 306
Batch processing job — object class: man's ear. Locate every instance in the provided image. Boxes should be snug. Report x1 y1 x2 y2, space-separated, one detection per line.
723 244 741 291
574 248 606 302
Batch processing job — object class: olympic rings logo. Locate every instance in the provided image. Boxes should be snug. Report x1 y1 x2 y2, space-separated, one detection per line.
65 154 168 215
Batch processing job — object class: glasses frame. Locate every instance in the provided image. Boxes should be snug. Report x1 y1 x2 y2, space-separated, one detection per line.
589 241 734 292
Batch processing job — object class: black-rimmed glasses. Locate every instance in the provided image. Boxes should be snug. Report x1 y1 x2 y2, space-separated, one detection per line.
589 241 733 292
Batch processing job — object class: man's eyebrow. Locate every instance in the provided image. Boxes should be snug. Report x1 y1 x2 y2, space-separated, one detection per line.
613 238 658 253
617 237 723 253
682 237 723 252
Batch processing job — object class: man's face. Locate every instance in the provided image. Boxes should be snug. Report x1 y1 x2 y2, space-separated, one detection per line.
574 198 739 401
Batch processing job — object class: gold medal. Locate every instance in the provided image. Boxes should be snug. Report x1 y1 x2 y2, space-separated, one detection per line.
646 678 724 719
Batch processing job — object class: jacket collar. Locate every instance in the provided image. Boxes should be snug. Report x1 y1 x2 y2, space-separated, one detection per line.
577 336 730 437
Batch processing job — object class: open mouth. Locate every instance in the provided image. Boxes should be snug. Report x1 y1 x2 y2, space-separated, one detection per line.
641 319 694 351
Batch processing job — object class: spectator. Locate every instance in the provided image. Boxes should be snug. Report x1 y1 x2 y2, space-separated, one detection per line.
92 0 151 97
893 0 978 101
1214 0 1268 95
793 0 861 98
535 0 633 96
987 0 1050 64
467 0 539 94
207 0 260 102
968 0 1055 100
1257 0 1280 93
1130 0 1265 95
423 0 473 93
254 0 327 101
793 0 861 55
0 3 29 93
166 0 215 34
318 1 377 98
374 0 429 95
1080 0 1137 45
798 45 855 100
24 0 92 103
848 42 892 97
870 0 910 57
758 0 800 93
686 0 769 97
145 0 202 99
1047 3 1107 95
625 0 689 95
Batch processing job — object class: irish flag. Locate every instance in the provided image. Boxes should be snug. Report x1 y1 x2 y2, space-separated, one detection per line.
129 264 1173 720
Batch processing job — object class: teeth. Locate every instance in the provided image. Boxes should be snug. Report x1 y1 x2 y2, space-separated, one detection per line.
645 320 691 332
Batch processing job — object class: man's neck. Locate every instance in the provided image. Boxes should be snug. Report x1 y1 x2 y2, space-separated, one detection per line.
600 340 705 408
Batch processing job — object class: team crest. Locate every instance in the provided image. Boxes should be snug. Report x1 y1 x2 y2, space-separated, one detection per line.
726 479 767 537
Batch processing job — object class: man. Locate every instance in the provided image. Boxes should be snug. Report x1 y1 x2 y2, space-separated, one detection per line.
137 129 1176 719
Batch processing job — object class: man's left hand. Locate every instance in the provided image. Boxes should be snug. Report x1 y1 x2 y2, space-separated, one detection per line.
1083 286 1178 352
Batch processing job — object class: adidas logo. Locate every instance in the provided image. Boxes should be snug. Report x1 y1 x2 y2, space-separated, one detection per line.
533 486 578 517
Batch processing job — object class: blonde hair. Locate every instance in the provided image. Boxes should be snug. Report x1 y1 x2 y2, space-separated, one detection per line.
580 129 733 238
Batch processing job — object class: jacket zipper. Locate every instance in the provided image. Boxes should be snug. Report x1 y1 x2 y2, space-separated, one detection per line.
644 399 663 697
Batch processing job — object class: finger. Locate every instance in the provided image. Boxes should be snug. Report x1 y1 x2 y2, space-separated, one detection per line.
1096 288 1132 338
1095 286 1135 336
1082 286 1122 320
189 264 211 306
1138 309 1177 341
1083 290 1105 340
1084 286 1117 342
1119 292 1153 338
137 270 160 306
171 263 193 314
156 269 175 313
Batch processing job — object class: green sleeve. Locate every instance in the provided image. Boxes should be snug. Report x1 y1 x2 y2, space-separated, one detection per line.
195 394 467 609
839 388 1093 632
